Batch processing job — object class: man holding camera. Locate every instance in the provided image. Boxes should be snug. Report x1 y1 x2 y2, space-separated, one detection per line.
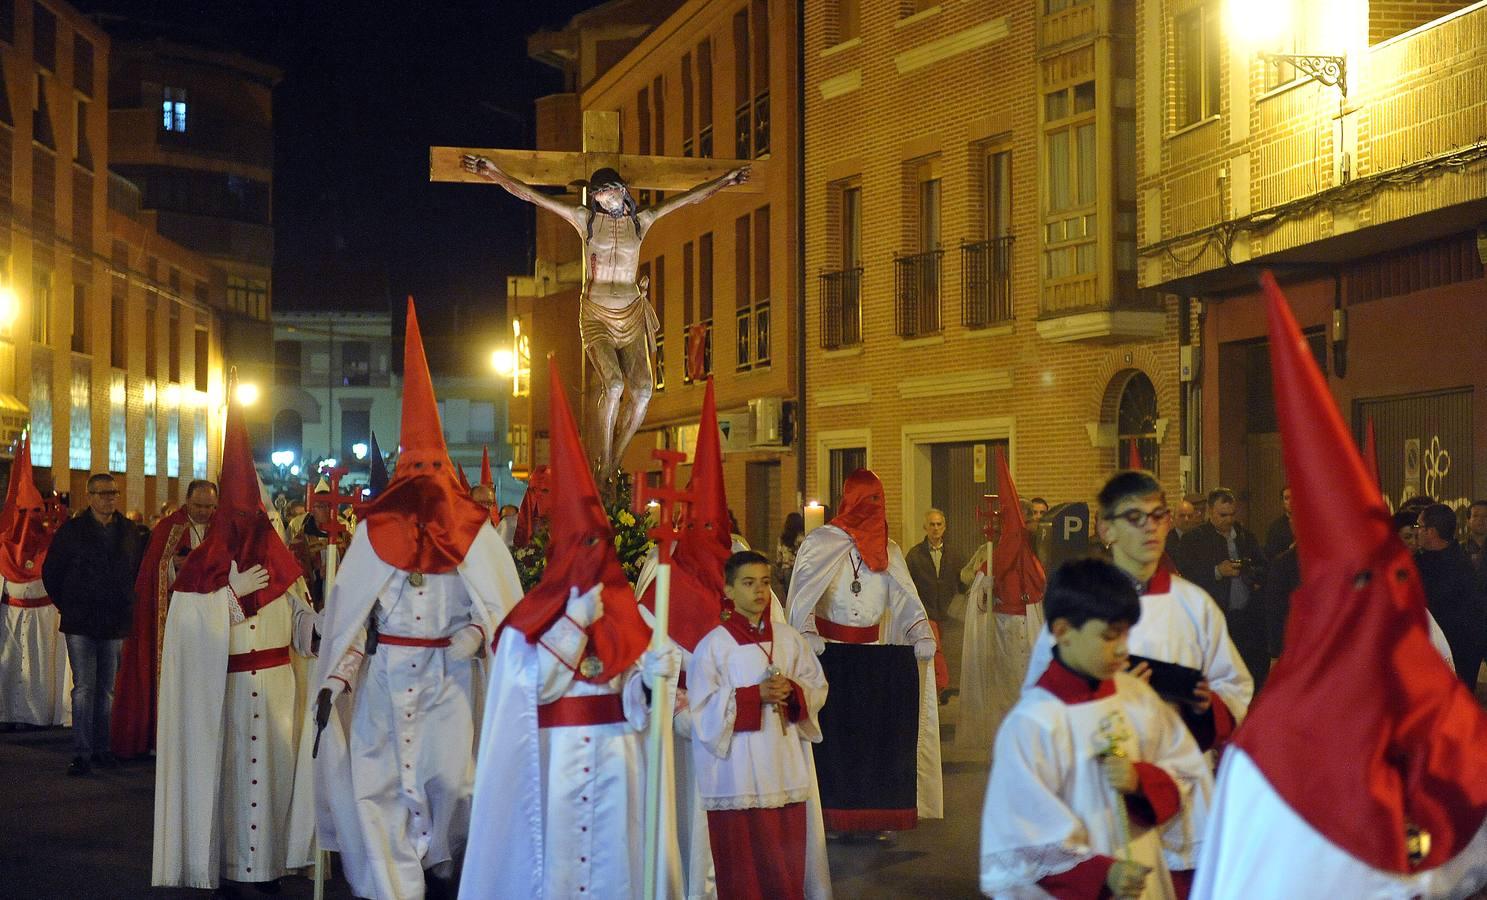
1175 488 1270 689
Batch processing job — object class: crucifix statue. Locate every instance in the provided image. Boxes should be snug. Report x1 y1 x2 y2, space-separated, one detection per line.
431 111 751 488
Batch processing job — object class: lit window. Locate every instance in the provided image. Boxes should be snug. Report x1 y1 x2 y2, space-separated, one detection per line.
69 360 90 470
512 318 531 398
144 380 158 476
166 386 180 478
1043 82 1098 280
29 353 51 465
193 408 208 479
1173 3 1220 127
162 86 187 132
109 373 127 472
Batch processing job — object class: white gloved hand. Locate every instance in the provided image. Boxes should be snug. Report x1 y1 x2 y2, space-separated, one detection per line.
913 638 938 661
447 625 484 662
229 560 270 598
568 584 605 627
806 633 826 656
641 646 680 689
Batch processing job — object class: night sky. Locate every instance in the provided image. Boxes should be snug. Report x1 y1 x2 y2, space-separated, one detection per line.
72 0 607 371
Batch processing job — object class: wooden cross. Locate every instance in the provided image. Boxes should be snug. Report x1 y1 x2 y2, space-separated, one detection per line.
307 467 356 544
976 493 1002 544
429 109 758 193
632 448 692 565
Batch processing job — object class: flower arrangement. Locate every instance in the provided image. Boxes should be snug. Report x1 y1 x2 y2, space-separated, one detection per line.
511 477 655 592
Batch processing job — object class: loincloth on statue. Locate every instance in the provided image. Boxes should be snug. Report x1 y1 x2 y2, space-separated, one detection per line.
579 287 658 355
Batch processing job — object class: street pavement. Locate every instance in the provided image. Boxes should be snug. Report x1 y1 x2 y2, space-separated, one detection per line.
1 610 990 898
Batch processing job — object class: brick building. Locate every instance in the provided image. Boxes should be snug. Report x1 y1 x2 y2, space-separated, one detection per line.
1136 0 1487 530
804 0 1184 557
512 0 800 553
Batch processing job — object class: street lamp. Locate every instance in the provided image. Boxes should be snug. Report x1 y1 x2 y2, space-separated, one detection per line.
491 348 516 378
1228 0 1347 99
271 449 295 468
351 442 369 461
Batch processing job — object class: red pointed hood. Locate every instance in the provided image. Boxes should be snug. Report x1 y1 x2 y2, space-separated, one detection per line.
361 298 488 573
500 358 649 681
457 463 471 492
1234 271 1487 873
992 448 1045 612
514 465 552 547
644 378 728 650
172 390 303 614
0 433 53 582
831 468 889 572
1126 441 1143 470
480 446 494 488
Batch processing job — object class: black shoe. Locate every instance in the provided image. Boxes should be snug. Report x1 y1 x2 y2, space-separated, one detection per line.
67 756 91 776
91 751 121 769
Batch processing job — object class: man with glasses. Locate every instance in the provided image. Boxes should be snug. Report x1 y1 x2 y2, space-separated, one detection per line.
1415 502 1486 688
1025 471 1252 758
42 473 145 776
1175 487 1270 688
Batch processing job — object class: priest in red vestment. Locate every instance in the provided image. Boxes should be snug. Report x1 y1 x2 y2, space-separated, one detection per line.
113 478 218 758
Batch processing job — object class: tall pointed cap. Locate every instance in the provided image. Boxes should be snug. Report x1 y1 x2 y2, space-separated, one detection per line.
0 431 50 582
367 431 389 495
1226 272 1487 874
173 379 301 614
397 296 447 457
685 379 731 554
480 446 494 488
992 448 1046 612
1127 440 1143 470
500 357 649 680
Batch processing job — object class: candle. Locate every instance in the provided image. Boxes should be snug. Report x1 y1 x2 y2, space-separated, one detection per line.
804 501 825 533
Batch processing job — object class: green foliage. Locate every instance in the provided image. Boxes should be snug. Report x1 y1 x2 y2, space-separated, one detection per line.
511 477 654 593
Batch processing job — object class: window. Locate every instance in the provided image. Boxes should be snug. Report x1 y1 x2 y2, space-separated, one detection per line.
698 232 714 377
733 11 750 159
821 183 863 349
897 160 943 337
70 282 86 353
965 146 1014 327
637 86 651 156
829 447 867 514
162 86 187 133
227 276 267 318
1116 372 1159 474
275 340 301 385
754 205 772 365
697 40 714 158
194 324 208 392
836 0 861 43
32 5 54 71
917 160 941 252
110 290 125 367
751 0 770 156
145 295 157 378
109 372 126 472
193 409 207 479
682 53 694 157
69 359 90 470
33 73 54 149
274 409 303 462
1043 81 1097 280
143 380 157 476
342 340 370 386
168 304 181 382
29 352 51 465
985 148 1013 240
166 389 180 478
74 100 91 168
732 5 770 159
652 75 666 156
0 1 13 45
73 36 93 96
31 267 50 344
1174 3 1220 127
509 423 530 469
736 206 772 370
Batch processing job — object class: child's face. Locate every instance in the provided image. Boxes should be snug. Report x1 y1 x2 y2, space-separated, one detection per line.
1052 617 1131 681
725 563 772 620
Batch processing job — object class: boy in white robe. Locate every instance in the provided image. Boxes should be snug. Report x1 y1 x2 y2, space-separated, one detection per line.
981 558 1213 899
1023 471 1252 754
689 550 831 900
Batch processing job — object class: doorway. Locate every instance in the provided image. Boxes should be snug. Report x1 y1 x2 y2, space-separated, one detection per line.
744 461 781 554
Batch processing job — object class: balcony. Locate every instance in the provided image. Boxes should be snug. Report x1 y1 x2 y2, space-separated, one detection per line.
961 236 1014 327
818 268 862 349
894 249 944 338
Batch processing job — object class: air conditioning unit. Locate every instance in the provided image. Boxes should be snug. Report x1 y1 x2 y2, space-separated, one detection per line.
717 412 754 454
750 397 784 447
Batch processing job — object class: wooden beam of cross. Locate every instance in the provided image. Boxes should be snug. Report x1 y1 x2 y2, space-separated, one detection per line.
430 109 760 193
307 467 356 544
633 449 692 565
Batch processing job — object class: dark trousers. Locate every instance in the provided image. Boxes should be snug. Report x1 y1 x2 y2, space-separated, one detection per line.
64 635 122 757
1224 602 1270 692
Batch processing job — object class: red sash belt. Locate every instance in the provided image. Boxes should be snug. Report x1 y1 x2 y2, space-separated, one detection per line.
227 645 291 674
4 593 52 609
379 634 452 648
538 693 626 729
815 617 880 644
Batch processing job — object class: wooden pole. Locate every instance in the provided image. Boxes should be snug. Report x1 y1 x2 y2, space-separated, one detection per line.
312 541 338 900
641 562 674 900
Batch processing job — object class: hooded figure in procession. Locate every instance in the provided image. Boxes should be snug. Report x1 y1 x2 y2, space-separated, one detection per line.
312 298 524 900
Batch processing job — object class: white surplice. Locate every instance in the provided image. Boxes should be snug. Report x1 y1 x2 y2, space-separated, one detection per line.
980 671 1213 899
955 566 1044 759
0 577 70 726
312 524 522 900
785 526 943 819
688 619 833 899
460 585 649 900
1022 572 1254 727
152 584 319 888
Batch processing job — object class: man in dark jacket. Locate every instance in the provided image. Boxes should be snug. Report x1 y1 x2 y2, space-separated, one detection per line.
905 508 966 701
1175 487 1270 689
41 473 144 775
1415 502 1486 688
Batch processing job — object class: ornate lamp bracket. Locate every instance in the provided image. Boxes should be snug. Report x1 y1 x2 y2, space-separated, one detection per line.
1261 53 1347 98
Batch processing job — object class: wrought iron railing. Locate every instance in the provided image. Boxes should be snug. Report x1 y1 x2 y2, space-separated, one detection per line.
894 249 944 338
819 268 862 349
961 235 1014 327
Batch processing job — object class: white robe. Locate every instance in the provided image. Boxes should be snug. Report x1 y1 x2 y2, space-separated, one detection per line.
152 584 319 888
0 577 70 726
312 524 522 900
1023 573 1254 728
460 587 650 900
786 526 943 820
1193 748 1487 899
980 671 1214 899
956 567 1044 759
688 621 833 899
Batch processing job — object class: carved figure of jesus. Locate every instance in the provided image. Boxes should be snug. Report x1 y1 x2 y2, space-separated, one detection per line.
463 155 749 486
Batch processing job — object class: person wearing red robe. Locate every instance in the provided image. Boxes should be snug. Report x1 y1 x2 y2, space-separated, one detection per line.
113 480 217 758
512 463 552 548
